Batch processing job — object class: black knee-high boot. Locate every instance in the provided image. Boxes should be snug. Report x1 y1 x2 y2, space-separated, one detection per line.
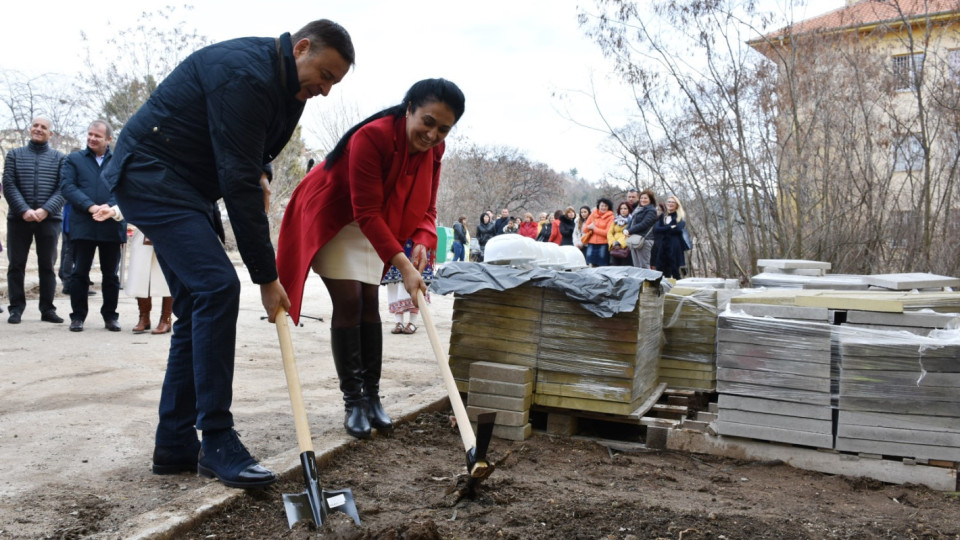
330 326 371 439
361 322 394 432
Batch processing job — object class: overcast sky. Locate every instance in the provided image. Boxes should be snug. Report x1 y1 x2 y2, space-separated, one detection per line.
2 0 837 182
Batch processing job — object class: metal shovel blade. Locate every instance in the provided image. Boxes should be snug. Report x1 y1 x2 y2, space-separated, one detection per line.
466 412 497 489
283 451 361 529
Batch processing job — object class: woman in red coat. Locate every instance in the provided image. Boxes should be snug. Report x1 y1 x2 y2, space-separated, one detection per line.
276 79 465 439
518 212 538 239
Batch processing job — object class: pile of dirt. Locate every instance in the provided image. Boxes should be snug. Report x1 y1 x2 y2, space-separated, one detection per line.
186 411 960 539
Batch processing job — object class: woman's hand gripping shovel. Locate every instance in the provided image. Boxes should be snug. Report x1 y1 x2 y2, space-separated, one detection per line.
416 289 496 496
274 307 361 529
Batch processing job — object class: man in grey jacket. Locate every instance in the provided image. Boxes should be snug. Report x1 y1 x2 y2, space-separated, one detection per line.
2 117 66 324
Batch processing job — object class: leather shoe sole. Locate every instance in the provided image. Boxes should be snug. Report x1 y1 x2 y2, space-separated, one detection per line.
70 320 84 332
197 462 277 489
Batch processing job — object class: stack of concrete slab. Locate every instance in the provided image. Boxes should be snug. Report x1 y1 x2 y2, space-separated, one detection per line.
751 259 870 290
467 361 533 441
659 286 747 390
660 287 719 390
835 327 960 461
863 273 960 292
841 309 960 336
448 286 540 389
448 281 664 417
757 259 832 276
535 286 663 415
714 306 836 448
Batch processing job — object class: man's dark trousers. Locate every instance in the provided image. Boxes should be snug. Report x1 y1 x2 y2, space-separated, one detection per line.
116 190 239 447
69 239 121 322
6 219 60 315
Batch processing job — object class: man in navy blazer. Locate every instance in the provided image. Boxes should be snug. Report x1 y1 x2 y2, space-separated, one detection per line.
60 120 126 332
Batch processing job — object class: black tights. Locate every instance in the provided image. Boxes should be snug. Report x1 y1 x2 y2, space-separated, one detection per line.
322 277 381 328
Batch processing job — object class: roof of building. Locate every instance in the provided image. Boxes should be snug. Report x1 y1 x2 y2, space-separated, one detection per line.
761 0 960 41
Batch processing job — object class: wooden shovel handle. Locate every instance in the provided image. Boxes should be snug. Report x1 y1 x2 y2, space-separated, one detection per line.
275 307 314 454
417 289 476 451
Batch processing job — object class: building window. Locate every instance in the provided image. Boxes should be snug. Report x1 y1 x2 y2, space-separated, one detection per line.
892 135 923 172
892 53 924 91
949 49 960 82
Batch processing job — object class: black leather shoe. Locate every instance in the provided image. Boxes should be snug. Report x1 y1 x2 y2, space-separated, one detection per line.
197 429 277 489
153 441 201 474
41 311 64 324
70 319 84 332
105 319 121 332
8 312 21 324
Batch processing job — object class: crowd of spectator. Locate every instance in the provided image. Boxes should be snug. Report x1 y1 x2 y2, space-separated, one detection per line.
469 189 691 275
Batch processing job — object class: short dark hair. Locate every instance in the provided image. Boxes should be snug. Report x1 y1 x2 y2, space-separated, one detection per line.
597 197 614 211
292 19 355 66
640 189 657 206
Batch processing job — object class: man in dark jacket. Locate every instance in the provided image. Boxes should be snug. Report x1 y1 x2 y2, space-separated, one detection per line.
452 216 467 261
493 208 510 236
2 117 65 324
61 120 126 332
101 20 355 489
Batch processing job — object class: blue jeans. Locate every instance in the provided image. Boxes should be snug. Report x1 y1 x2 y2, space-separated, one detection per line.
585 243 610 267
116 191 240 446
452 241 465 261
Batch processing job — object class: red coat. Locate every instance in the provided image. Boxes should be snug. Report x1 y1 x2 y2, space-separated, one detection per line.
276 115 443 323
518 221 538 239
548 218 562 245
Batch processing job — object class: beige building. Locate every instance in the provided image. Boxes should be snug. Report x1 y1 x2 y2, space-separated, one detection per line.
748 0 960 269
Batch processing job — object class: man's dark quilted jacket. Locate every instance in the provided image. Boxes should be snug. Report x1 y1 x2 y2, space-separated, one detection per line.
2 141 65 221
103 32 304 283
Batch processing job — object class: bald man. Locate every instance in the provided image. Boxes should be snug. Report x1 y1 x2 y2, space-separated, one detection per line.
2 118 66 324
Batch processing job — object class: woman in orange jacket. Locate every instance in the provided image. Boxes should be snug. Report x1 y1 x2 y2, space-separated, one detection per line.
582 197 614 266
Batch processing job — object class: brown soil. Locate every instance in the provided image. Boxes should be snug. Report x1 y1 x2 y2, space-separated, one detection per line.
184 411 960 540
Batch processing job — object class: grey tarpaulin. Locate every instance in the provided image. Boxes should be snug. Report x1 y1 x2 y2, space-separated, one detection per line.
430 262 667 318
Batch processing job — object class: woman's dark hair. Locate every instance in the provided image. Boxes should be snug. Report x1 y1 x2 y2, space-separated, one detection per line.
325 78 465 169
480 213 490 223
553 210 563 219
597 197 614 211
640 189 657 206
617 201 631 214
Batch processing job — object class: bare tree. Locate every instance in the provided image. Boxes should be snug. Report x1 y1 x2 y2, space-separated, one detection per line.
79 5 210 131
579 0 960 278
437 142 569 226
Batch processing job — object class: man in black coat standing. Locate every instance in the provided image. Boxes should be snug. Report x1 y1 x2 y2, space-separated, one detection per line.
61 120 126 332
2 117 65 324
101 19 354 490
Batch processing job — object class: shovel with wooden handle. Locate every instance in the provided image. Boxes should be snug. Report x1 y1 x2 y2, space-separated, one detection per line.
416 289 496 489
275 307 361 529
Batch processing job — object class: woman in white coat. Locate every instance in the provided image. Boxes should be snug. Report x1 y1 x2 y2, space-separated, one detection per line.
125 227 173 334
